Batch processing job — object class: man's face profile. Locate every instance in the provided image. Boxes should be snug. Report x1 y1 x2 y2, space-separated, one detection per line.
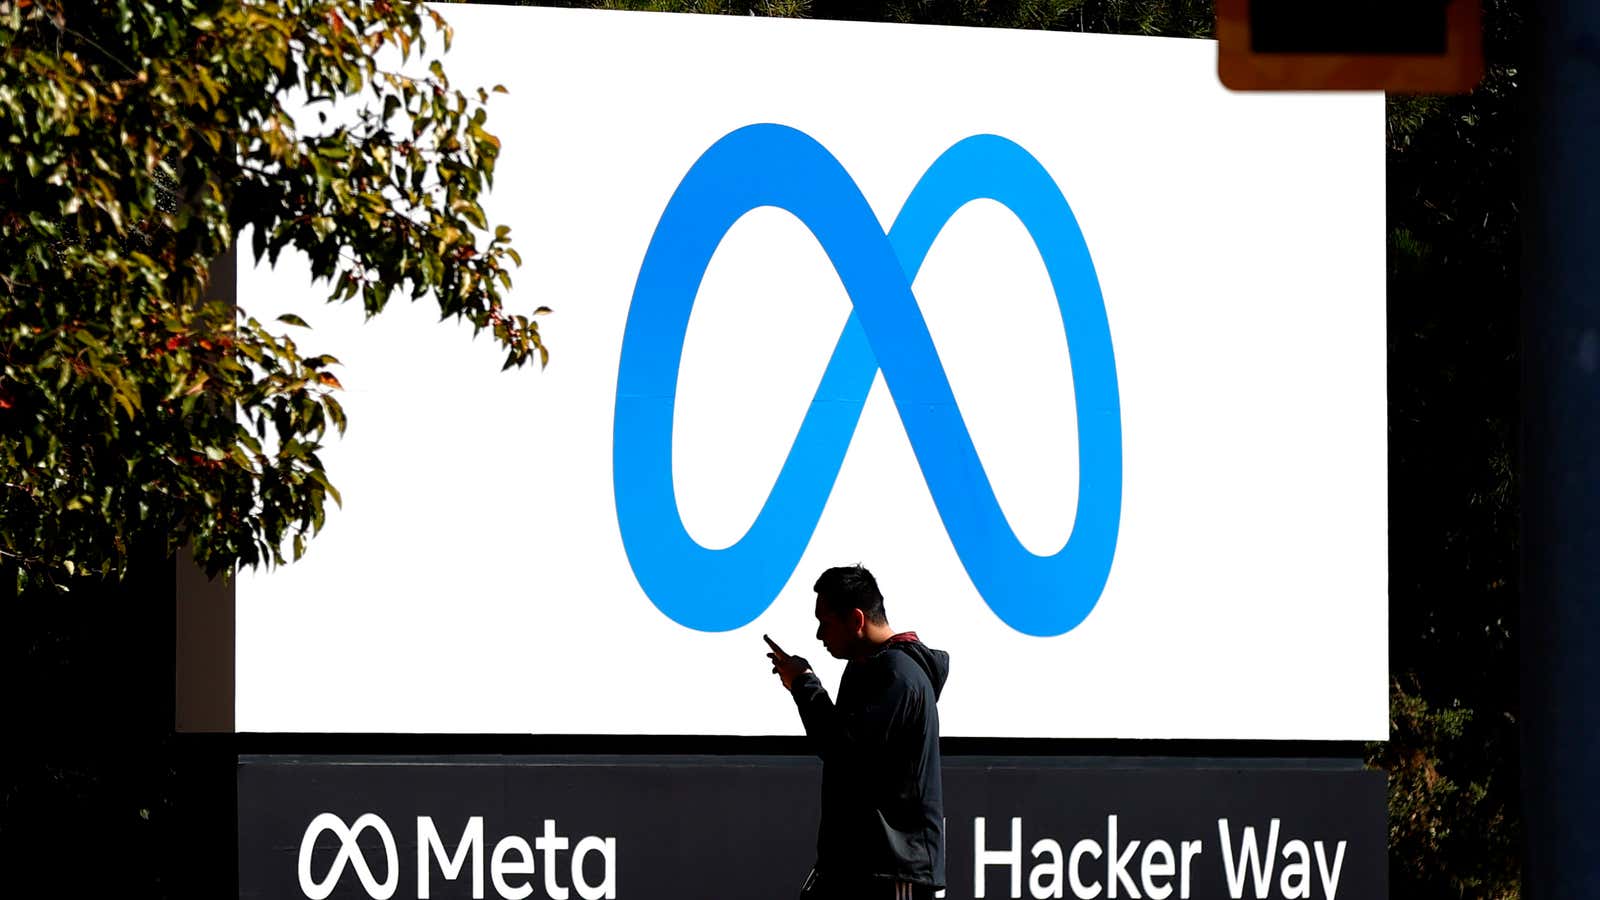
814 594 858 659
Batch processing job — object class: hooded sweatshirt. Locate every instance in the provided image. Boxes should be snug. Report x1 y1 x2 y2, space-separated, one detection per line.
789 633 951 888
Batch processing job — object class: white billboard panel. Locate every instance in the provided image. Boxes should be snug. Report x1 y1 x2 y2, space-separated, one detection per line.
236 6 1387 738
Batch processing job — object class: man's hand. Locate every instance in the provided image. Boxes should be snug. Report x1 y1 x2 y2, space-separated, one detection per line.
765 634 811 691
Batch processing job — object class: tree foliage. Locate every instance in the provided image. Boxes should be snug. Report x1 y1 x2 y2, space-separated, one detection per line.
0 0 544 590
573 0 1211 35
1379 1 1523 896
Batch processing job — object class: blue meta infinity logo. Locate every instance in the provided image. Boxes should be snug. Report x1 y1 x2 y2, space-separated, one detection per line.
613 124 1121 637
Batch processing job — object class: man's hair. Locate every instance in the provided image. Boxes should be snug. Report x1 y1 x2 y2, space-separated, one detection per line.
814 564 887 625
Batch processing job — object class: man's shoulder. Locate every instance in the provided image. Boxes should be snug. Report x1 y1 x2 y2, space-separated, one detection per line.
866 643 937 689
845 647 913 680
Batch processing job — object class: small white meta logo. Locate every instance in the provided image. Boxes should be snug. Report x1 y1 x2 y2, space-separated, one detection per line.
298 813 618 900
299 813 400 900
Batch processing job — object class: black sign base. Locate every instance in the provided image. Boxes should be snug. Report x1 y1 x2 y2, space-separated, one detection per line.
240 755 1384 900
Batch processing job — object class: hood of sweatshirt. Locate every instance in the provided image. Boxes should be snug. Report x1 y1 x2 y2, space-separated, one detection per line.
885 633 950 700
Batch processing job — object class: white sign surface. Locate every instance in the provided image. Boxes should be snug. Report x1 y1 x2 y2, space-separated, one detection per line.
236 5 1387 738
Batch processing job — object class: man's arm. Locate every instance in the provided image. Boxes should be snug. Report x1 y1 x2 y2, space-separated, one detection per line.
790 662 907 763
765 638 848 759
767 636 908 761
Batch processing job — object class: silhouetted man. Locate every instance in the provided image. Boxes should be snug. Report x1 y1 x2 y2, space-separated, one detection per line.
766 564 950 900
